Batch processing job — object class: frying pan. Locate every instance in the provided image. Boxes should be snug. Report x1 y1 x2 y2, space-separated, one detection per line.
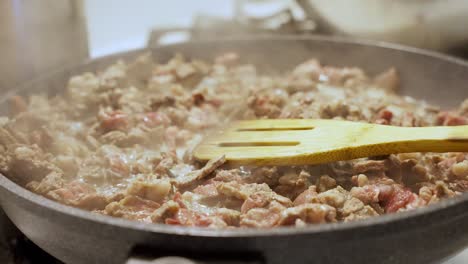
0 36 467 264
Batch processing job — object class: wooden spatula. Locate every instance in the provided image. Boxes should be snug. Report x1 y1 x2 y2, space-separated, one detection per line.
193 119 468 166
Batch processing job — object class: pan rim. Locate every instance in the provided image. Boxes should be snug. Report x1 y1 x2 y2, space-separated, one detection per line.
1 34 468 238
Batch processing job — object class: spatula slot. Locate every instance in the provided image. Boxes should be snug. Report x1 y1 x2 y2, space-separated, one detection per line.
218 142 299 147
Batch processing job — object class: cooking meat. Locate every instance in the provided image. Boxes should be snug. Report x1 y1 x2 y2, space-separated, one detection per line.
48 180 109 210
279 203 337 225
105 195 160 222
172 155 225 187
1 52 466 229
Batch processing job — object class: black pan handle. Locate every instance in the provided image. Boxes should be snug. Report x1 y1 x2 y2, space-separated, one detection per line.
126 246 265 264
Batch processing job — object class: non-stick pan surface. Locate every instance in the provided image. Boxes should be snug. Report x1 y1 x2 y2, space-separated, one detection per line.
0 36 468 264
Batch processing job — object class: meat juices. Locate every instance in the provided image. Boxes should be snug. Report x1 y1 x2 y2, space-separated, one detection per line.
0 53 467 228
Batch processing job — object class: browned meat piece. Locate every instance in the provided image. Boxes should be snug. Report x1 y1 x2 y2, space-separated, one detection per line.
151 200 180 223
72 193 111 211
154 154 176 175
164 208 228 228
4 145 61 185
375 108 393 125
101 131 135 147
77 145 133 184
343 205 379 221
319 101 350 119
150 95 176 110
155 193 230 228
247 92 287 118
3 113 47 145
324 67 367 86
193 182 219 197
437 111 467 126
400 112 417 127
213 169 246 183
449 179 468 192
105 195 160 222
175 63 196 79
240 201 286 228
350 184 394 204
418 186 438 204
373 68 399 92
28 127 54 149
342 197 366 216
185 105 219 130
351 182 417 213
99 61 127 90
240 191 292 214
317 175 337 192
98 109 129 132
434 180 456 197
431 155 463 181
171 124 195 146
126 179 171 203
173 155 225 187
10 112 48 130
26 171 64 195
294 186 320 206
247 167 280 186
48 181 109 210
353 160 387 174
217 182 272 200
165 208 218 227
0 127 19 146
191 92 205 107
317 187 347 208
351 174 369 187
215 208 241 226
140 112 171 128
452 161 468 178
275 170 311 199
152 56 208 88
292 59 322 77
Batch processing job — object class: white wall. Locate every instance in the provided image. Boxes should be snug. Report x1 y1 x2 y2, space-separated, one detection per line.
84 0 234 57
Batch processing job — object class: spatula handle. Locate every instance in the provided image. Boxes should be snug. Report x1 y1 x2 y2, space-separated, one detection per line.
356 125 468 155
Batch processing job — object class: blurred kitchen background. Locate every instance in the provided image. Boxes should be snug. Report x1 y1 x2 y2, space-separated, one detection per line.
2 0 468 90
0 0 468 263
